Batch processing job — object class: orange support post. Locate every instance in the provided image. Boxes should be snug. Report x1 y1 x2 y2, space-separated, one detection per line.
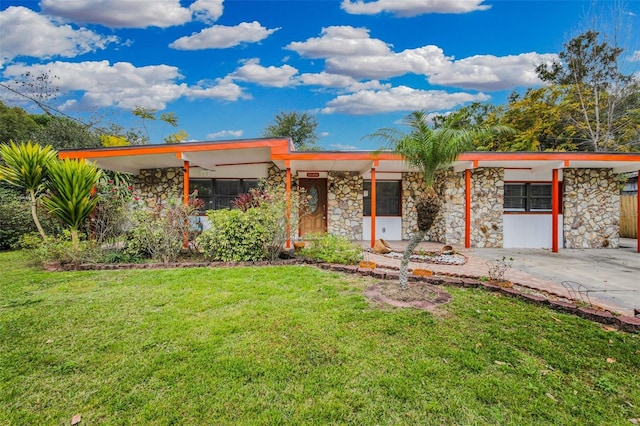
370 166 376 248
552 168 559 253
183 160 190 248
286 166 291 249
465 169 471 248
183 160 190 204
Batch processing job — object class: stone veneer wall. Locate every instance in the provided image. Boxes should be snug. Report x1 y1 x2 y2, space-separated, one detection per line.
133 167 184 208
470 168 504 248
402 168 503 247
563 168 619 248
427 170 466 245
265 162 291 194
401 171 426 240
327 171 363 239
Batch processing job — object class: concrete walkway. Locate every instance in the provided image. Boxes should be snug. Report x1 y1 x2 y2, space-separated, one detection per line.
361 239 639 316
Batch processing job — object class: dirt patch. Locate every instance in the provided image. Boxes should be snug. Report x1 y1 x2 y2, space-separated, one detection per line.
365 281 452 312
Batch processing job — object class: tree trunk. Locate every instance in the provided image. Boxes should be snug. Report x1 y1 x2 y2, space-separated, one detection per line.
399 189 442 290
399 230 425 290
29 189 47 240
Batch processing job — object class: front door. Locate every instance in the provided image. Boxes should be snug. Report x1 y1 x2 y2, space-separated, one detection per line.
298 178 327 237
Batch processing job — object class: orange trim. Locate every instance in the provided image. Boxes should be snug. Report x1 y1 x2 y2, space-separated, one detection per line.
273 152 403 161
371 167 376 248
458 152 640 162
286 167 291 249
60 141 640 167
552 169 559 253
465 169 471 248
59 138 290 159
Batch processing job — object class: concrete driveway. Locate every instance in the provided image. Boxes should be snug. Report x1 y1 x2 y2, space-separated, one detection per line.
471 239 640 316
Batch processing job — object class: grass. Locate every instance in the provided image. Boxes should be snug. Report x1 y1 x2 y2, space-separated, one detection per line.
1 250 639 425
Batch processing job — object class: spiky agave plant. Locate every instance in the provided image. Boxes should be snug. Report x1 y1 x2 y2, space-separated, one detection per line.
368 111 512 289
0 141 58 239
41 159 102 249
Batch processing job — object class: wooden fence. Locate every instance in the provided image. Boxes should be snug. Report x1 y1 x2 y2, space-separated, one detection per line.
620 195 638 238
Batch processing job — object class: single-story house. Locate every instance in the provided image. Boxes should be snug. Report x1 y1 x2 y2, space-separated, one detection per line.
60 138 640 253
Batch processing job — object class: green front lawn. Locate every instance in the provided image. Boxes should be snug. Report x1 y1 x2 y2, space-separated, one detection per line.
1 251 638 425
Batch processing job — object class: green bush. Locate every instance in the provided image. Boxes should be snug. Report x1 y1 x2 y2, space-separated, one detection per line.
0 187 61 250
197 185 305 262
18 231 92 266
197 208 273 262
300 233 363 265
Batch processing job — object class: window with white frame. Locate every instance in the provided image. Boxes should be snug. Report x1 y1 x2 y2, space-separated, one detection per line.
363 180 401 216
504 183 555 212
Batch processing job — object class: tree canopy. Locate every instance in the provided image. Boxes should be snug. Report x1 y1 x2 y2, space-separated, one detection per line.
263 112 321 151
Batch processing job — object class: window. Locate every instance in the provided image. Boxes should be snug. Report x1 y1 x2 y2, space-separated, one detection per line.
189 179 258 213
363 181 401 216
504 183 559 212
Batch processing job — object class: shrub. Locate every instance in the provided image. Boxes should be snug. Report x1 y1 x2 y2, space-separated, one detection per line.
18 231 93 266
197 185 307 262
300 233 363 265
197 208 270 262
123 194 197 263
89 172 134 245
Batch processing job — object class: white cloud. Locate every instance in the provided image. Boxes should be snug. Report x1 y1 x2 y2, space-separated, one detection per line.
189 76 250 101
40 0 197 28
207 129 244 139
325 45 451 79
329 143 360 150
170 21 279 50
0 6 117 67
632 51 640 61
321 86 489 115
286 26 391 58
341 0 490 16
230 59 298 87
298 72 390 91
190 0 224 24
2 60 247 111
288 26 553 91
429 53 557 90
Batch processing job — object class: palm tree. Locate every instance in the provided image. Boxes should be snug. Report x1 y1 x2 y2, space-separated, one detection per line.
41 159 102 249
0 141 57 239
368 111 512 289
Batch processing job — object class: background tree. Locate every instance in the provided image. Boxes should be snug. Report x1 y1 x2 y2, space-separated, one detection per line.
132 107 188 144
536 30 639 151
368 111 513 289
0 101 40 145
0 141 57 239
263 111 321 151
30 115 102 150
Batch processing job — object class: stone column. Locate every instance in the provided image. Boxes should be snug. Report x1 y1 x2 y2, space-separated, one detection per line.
327 171 363 239
563 168 619 248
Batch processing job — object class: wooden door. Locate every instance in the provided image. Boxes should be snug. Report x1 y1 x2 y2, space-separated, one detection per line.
298 178 327 237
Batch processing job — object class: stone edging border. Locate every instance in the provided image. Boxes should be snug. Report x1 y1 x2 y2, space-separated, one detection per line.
46 259 639 333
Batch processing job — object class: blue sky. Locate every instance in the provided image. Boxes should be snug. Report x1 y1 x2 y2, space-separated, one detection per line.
1 0 639 150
